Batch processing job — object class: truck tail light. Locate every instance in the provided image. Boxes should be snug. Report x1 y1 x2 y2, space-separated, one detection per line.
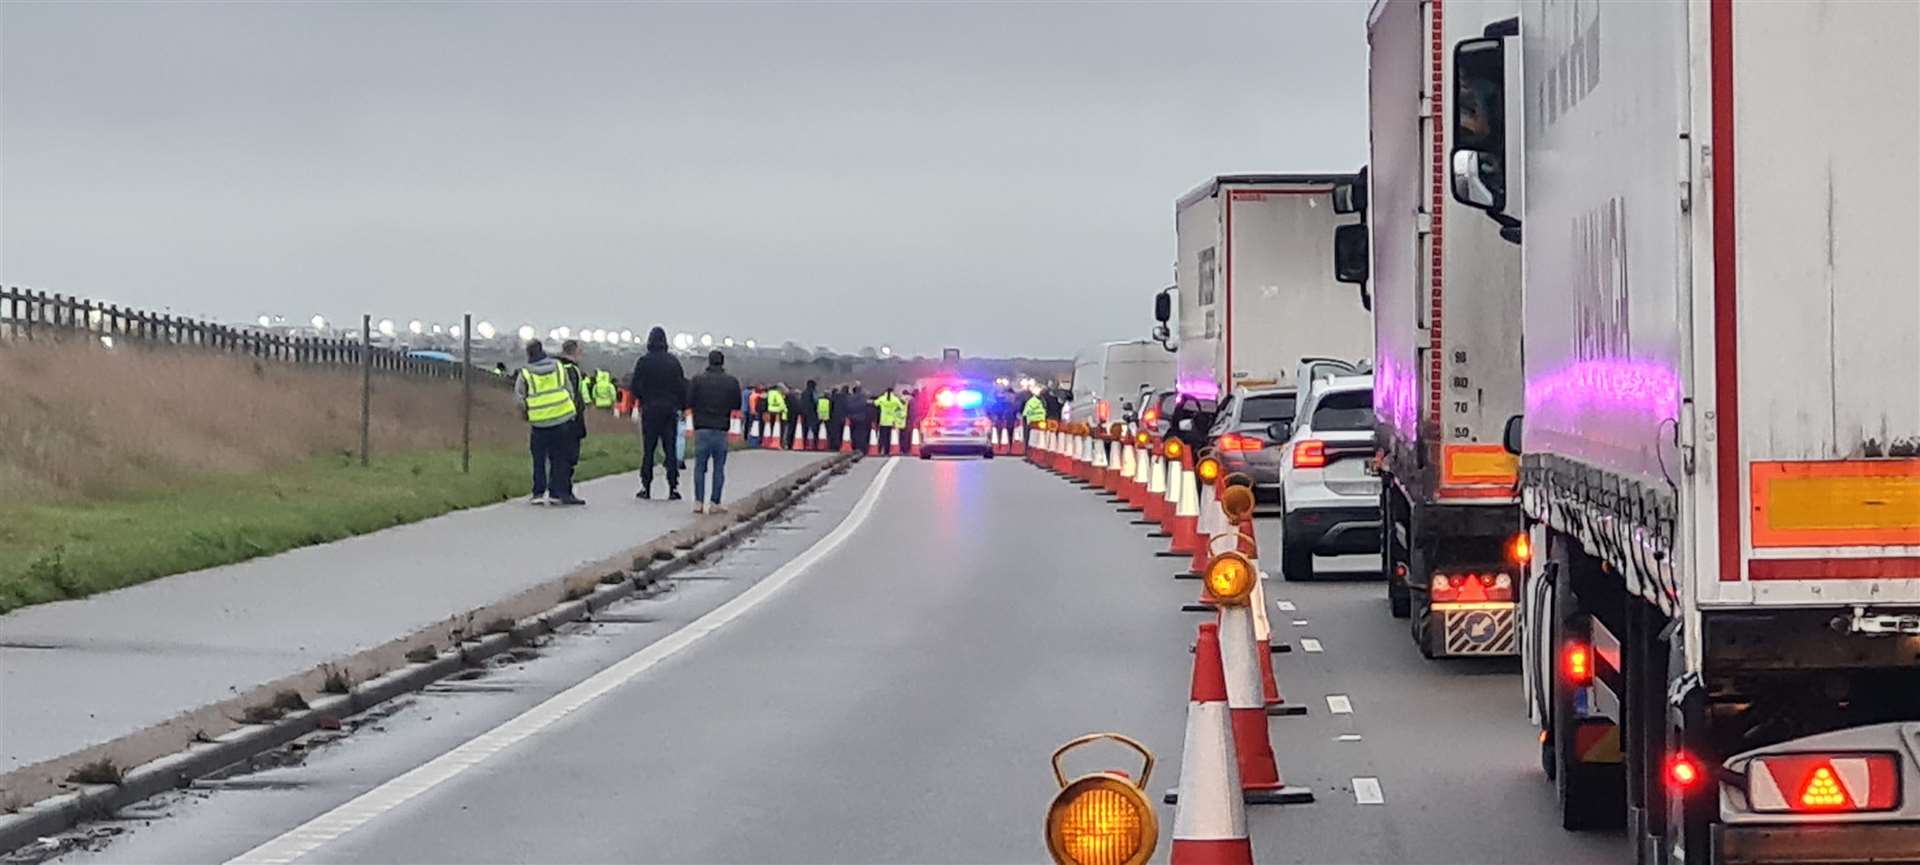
1667 752 1704 793
1562 642 1592 686
1292 439 1327 468
1508 532 1532 565
1747 753 1901 813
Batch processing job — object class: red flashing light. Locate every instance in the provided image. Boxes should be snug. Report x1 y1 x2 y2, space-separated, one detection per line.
1563 643 1592 686
1509 532 1532 565
1667 752 1703 792
1293 439 1327 469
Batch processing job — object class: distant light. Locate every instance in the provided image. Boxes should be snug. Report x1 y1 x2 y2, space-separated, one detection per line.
744 339 757 350
257 315 273 328
586 329 601 343
619 329 634 343
450 324 464 339
378 319 396 337
476 321 496 339
517 325 536 341
674 332 695 350
556 326 572 340
548 328 562 340
880 345 893 358
408 319 424 336
699 333 714 348
723 336 736 348
310 315 328 330
431 323 445 335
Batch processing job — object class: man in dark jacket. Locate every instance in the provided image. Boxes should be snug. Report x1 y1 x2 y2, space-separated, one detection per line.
629 327 687 500
825 386 846 452
797 380 820 451
686 350 741 513
846 383 872 456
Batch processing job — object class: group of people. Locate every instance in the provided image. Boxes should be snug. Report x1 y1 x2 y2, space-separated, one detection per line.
741 382 914 455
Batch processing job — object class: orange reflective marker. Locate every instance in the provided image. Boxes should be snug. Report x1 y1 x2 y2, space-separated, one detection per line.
1204 551 1256 605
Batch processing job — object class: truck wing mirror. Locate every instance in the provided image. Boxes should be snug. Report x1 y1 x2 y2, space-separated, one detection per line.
1153 289 1173 324
1503 414 1524 455
1452 151 1504 211
1334 224 1370 285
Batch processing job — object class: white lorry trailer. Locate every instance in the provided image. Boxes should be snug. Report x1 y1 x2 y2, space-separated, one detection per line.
1449 1 1920 861
1069 340 1174 427
1352 0 1527 659
1168 174 1373 401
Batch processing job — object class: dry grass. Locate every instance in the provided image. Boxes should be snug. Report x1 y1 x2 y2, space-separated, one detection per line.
0 337 523 502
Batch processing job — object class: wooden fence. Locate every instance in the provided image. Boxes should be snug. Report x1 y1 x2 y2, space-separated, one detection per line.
0 286 478 382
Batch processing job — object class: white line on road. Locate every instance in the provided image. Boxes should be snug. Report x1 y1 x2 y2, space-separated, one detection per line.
1326 694 1353 714
1291 619 1309 626
1275 600 1296 611
1300 638 1324 653
1336 734 1363 742
225 459 902 865
1353 776 1385 804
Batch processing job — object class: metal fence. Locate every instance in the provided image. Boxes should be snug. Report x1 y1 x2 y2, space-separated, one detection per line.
0 285 469 381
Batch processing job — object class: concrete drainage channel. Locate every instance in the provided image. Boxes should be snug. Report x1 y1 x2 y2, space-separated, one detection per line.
0 452 858 854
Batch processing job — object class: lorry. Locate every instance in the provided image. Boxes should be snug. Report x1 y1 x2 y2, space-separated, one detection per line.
1342 0 1527 659
1164 174 1372 404
1068 340 1174 427
1450 1 1920 861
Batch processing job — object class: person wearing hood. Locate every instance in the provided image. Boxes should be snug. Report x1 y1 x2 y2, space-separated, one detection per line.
797 380 820 451
628 326 687 500
514 340 584 505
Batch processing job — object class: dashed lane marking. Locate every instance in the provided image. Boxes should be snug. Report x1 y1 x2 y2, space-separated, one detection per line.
1327 694 1353 715
1275 600 1297 611
224 459 903 865
1336 734 1363 742
1353 777 1385 804
1290 619 1309 626
1300 638 1324 653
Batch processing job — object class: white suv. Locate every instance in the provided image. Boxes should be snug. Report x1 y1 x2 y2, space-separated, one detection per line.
1275 375 1382 580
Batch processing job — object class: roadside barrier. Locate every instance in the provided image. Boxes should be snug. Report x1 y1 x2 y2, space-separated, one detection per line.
1220 595 1314 805
1168 453 1201 558
1166 621 1256 865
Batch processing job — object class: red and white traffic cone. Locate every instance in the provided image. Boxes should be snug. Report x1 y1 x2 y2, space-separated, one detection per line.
1144 453 1169 522
1249 573 1302 710
1168 457 1201 556
1221 602 1314 805
1167 621 1256 865
1089 437 1110 487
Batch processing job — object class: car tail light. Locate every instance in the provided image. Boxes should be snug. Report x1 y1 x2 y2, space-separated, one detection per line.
1218 433 1263 452
1292 439 1327 468
1562 642 1592 686
1746 753 1901 813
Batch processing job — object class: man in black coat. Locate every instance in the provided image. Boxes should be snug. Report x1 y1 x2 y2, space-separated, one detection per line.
825 386 846 452
846 383 872 455
685 350 742 513
797 380 820 451
629 326 687 500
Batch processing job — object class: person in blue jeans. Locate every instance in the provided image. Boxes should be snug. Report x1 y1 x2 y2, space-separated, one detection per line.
687 350 743 514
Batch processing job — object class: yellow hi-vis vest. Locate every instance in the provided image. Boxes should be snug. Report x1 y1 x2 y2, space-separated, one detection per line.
1022 395 1046 423
767 389 788 417
522 365 579 426
876 393 907 428
817 396 832 420
592 370 615 409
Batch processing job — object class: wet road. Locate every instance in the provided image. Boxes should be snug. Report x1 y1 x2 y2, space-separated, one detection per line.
50 455 1624 864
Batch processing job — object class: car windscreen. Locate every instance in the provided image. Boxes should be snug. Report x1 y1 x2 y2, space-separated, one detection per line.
1239 395 1297 424
1310 389 1373 432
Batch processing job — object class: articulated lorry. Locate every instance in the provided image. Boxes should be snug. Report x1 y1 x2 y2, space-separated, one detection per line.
1165 174 1372 403
1349 0 1526 659
1450 1 1920 862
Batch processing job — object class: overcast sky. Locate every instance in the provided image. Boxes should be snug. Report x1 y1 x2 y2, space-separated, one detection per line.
1 1 1366 358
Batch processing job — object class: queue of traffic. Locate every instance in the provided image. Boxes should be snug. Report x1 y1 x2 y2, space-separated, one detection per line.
1056 2 1919 863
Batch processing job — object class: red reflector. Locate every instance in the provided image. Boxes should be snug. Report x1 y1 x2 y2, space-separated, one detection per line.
1293 439 1327 468
1667 752 1703 792
1749 753 1902 813
1563 643 1592 686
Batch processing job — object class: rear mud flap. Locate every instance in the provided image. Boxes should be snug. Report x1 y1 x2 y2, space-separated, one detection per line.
1441 606 1518 656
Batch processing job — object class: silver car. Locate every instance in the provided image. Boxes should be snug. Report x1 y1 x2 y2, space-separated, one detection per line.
1206 386 1298 503
916 384 995 459
1275 375 1382 580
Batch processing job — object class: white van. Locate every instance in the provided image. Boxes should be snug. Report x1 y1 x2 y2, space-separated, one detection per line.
1069 340 1174 427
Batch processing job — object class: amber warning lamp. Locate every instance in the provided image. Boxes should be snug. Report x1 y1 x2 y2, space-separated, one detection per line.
1045 733 1158 865
1195 456 1222 483
1204 550 1257 605
1218 484 1256 524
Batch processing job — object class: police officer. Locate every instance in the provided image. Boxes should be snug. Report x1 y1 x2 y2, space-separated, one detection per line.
873 386 907 456
766 383 789 448
591 369 616 411
846 383 873 455
515 340 585 506
1021 390 1047 448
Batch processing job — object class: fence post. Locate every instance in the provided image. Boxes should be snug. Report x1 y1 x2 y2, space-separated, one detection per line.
360 314 372 467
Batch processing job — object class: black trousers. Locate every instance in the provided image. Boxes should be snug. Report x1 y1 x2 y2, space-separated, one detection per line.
877 427 894 455
780 416 797 449
825 419 843 451
530 425 574 498
800 416 819 450
850 422 871 455
640 409 680 491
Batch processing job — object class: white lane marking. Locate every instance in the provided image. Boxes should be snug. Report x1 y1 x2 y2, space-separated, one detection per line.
225 459 902 865
1353 776 1385 804
1291 619 1309 627
1300 638 1324 653
1326 694 1353 715
1275 600 1297 611
1336 734 1363 742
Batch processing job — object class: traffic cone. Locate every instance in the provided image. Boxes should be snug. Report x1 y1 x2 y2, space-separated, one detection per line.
728 412 743 445
1249 575 1302 710
1103 442 1127 496
1220 603 1314 805
1114 444 1136 495
1160 457 1186 533
1131 445 1153 509
1166 622 1256 865
1089 437 1110 487
1011 427 1026 456
1169 459 1201 555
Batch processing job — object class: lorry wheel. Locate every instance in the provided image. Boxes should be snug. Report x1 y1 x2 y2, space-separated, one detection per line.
1410 591 1437 659
1280 526 1314 581
981 448 994 459
1388 580 1410 618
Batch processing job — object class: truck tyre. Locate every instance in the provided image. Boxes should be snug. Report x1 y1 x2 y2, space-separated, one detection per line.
1409 589 1437 659
1383 487 1411 618
1550 531 1625 831
1388 581 1410 618
981 448 994 459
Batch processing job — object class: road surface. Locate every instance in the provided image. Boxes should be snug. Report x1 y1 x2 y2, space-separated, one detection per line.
46 456 1623 864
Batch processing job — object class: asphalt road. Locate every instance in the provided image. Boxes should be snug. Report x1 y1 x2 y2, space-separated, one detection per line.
45 455 1624 864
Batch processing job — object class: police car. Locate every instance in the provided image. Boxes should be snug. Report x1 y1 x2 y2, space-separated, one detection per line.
916 382 995 459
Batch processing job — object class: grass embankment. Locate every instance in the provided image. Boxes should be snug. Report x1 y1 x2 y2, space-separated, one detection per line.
0 339 658 613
